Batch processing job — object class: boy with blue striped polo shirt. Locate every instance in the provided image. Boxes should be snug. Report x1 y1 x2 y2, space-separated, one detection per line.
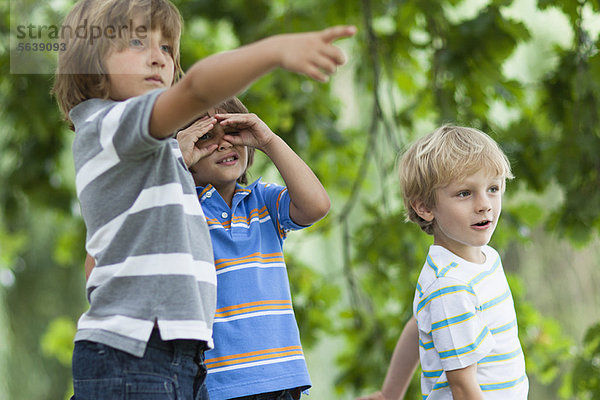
177 97 329 399
397 125 528 399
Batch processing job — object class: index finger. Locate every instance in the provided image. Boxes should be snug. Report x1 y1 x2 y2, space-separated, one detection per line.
214 113 252 126
320 25 357 43
189 116 216 129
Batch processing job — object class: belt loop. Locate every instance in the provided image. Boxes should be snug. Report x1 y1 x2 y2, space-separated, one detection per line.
197 341 206 361
172 341 182 366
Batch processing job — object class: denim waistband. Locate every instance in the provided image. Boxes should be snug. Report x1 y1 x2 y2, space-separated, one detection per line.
146 328 207 358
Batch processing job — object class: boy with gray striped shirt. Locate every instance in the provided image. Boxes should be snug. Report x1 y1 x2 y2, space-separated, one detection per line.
53 0 355 397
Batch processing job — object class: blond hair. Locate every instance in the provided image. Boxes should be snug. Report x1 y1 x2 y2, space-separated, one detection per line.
399 125 514 235
52 0 183 122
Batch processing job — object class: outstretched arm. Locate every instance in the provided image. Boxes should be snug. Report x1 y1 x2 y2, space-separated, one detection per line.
356 317 420 400
150 26 356 138
216 113 330 226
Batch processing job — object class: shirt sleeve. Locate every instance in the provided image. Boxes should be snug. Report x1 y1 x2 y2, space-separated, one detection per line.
419 276 496 371
112 88 171 159
78 89 168 160
261 182 310 239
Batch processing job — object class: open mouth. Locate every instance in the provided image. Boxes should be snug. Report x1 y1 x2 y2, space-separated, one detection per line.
217 154 239 164
472 220 492 228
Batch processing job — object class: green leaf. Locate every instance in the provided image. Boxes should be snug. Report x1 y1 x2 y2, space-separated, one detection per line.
40 317 76 367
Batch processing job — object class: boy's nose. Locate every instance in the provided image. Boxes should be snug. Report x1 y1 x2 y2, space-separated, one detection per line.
211 125 234 151
150 45 167 66
211 129 232 151
217 139 233 151
476 195 492 213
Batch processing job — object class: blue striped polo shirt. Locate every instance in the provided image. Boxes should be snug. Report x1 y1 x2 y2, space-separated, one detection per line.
197 179 311 400
414 245 528 399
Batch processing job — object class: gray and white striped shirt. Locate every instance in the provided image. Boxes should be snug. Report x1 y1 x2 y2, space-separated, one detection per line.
71 89 216 357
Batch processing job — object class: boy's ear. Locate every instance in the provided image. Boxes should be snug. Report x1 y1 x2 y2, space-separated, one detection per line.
411 200 434 222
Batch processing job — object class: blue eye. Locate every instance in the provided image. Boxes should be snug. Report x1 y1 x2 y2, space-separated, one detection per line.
129 38 144 47
160 44 172 54
457 191 470 198
489 186 500 193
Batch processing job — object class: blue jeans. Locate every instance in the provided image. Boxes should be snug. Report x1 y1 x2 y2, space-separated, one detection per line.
230 388 301 400
71 330 209 400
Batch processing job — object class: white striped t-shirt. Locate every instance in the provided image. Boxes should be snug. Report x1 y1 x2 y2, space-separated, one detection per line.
413 245 528 399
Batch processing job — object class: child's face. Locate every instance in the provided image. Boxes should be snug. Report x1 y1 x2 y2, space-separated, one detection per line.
104 27 174 101
414 169 504 263
189 119 249 191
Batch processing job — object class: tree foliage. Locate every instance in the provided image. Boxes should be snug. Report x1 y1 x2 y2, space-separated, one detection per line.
1 0 599 399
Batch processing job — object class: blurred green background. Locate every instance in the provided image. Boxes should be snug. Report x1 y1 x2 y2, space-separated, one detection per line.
2 0 600 398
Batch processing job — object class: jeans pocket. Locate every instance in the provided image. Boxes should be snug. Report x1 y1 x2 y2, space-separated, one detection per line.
72 341 121 381
73 377 123 400
125 373 176 400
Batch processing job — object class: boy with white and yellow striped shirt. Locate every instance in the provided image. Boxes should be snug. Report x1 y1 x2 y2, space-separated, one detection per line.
399 125 528 399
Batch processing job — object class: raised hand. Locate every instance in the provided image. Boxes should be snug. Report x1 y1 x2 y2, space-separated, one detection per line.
176 116 218 167
275 25 356 82
150 26 356 139
214 113 276 151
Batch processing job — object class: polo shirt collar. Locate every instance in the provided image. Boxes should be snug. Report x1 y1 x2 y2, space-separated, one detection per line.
196 177 263 204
